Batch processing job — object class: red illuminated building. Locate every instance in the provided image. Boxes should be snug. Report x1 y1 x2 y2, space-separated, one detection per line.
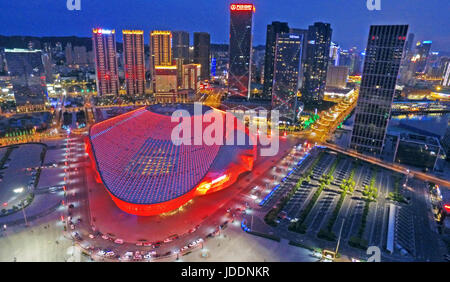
228 3 255 98
123 30 146 95
86 104 256 216
92 28 120 96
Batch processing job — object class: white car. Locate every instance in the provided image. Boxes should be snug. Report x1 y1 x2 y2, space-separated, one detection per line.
114 238 124 244
101 234 109 240
105 251 115 257
97 250 106 256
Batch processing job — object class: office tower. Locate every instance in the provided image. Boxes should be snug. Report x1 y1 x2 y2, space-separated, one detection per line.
326 66 348 88
4 48 47 112
442 61 450 87
182 64 201 92
289 28 309 90
193 32 211 81
251 45 265 86
150 30 173 68
405 33 415 53
350 25 408 155
350 48 364 75
122 30 146 96
42 53 53 83
172 31 190 64
65 43 73 66
92 28 120 96
414 40 432 73
301 22 332 106
339 49 351 67
262 21 290 100
228 3 255 98
271 33 303 122
329 42 340 66
73 46 88 66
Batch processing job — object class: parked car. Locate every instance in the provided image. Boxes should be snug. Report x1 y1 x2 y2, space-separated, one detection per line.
114 238 124 244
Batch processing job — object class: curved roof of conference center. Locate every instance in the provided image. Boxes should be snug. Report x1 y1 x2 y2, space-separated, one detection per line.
87 104 255 209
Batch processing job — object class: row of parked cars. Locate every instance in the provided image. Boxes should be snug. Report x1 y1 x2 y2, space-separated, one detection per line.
95 238 205 262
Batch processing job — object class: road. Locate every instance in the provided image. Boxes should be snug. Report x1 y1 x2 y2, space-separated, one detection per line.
324 143 450 188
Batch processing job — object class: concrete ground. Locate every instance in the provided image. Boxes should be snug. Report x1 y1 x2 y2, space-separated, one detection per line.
182 220 316 262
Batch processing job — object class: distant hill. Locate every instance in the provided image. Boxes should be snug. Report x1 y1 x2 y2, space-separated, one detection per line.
0 35 93 51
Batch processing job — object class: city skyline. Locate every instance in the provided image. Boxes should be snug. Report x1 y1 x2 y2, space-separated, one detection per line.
0 1 449 52
0 0 449 265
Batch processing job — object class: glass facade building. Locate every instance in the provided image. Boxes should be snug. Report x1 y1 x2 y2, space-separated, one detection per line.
350 25 408 155
228 3 254 98
271 33 303 122
262 21 290 101
301 22 332 106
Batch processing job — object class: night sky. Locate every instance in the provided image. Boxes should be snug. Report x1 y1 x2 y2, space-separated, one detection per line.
0 0 448 51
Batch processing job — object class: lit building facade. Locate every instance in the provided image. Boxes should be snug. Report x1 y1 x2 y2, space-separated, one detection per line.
154 65 177 93
92 28 120 96
182 64 201 92
150 30 173 68
122 30 146 96
4 48 47 112
262 21 290 100
228 3 255 98
413 40 432 73
301 22 333 106
326 65 348 89
350 25 408 155
271 33 303 122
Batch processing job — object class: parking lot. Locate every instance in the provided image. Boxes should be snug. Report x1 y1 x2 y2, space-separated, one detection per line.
0 144 46 213
255 147 446 261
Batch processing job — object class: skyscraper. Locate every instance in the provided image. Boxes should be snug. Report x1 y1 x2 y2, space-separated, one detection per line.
262 21 290 100
150 30 173 68
122 30 146 96
73 46 88 66
289 28 309 90
271 33 303 122
172 31 190 64
414 40 432 73
228 3 255 98
65 43 73 66
193 32 211 81
405 33 415 53
4 48 47 112
92 28 120 96
442 61 450 87
350 25 408 155
301 22 332 106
